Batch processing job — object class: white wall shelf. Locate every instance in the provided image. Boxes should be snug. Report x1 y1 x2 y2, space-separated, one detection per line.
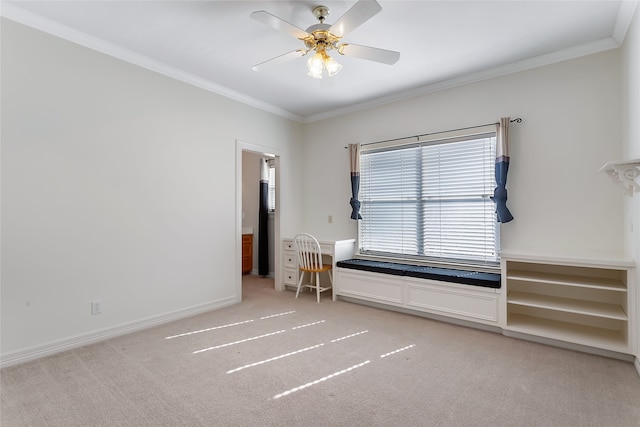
507 314 628 352
502 256 635 355
599 159 640 196
508 291 628 320
507 270 627 291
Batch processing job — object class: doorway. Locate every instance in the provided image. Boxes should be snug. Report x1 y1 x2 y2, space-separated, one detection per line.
236 140 282 303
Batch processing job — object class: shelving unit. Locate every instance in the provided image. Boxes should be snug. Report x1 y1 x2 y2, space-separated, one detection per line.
502 256 635 355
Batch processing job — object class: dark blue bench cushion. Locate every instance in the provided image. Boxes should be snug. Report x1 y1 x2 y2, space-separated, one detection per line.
334 259 413 276
336 259 501 289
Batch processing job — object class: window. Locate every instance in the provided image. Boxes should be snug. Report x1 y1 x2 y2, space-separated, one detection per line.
359 128 498 267
267 162 276 213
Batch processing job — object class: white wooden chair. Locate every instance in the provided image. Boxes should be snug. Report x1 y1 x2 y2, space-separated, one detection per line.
293 233 333 303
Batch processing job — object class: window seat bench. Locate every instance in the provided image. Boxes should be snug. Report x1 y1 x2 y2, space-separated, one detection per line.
333 259 503 328
335 259 501 289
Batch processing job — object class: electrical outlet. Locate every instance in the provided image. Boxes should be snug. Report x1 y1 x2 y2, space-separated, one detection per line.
91 300 102 315
328 215 333 224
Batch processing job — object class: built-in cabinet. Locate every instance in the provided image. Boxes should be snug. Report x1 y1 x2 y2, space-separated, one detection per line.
242 234 253 275
329 251 636 359
502 254 635 355
282 239 298 287
335 268 501 326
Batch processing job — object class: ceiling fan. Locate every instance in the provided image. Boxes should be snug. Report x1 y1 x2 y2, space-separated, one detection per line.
250 0 400 79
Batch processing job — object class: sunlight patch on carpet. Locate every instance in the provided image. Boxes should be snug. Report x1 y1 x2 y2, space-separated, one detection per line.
192 330 286 353
291 320 325 330
165 319 254 340
330 330 368 342
272 361 371 400
260 311 296 320
380 344 415 358
226 330 370 374
226 344 325 374
166 311 295 340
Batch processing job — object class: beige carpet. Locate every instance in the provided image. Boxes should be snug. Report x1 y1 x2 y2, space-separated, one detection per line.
2 275 640 426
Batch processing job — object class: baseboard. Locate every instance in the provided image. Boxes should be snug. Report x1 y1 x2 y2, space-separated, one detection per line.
503 330 635 362
336 295 502 334
0 296 238 369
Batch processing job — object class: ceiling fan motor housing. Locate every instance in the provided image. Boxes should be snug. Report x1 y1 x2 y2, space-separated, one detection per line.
304 24 341 52
305 6 341 52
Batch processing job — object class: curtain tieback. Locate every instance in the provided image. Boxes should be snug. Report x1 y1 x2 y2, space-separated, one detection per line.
491 186 513 223
349 197 362 220
491 186 507 204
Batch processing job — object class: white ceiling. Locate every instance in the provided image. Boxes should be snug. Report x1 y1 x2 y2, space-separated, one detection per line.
2 1 637 122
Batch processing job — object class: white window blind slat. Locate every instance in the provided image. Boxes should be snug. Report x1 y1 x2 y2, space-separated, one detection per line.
268 165 276 212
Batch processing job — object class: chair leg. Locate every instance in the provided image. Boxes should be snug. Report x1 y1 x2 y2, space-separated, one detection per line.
316 272 321 303
295 271 305 299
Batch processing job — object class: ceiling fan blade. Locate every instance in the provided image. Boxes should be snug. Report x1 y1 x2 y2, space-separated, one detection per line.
339 44 400 65
329 0 382 38
250 11 310 40
252 50 307 71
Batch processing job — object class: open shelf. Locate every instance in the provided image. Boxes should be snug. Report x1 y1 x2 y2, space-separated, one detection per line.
507 270 626 291
507 314 628 352
508 291 627 320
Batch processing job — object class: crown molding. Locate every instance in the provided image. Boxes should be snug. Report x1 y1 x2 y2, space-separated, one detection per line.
0 3 304 123
613 0 639 44
304 37 620 123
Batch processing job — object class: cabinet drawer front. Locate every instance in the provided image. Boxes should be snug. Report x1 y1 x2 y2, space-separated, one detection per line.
283 240 295 251
284 254 297 268
283 268 298 285
406 280 498 322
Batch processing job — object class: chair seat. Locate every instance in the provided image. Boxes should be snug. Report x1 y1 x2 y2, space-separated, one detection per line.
299 264 332 274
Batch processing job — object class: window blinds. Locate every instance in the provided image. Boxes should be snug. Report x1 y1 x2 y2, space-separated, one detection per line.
359 132 498 265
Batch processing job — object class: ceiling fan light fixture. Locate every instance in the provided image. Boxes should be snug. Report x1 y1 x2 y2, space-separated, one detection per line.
306 50 341 79
325 54 342 77
307 52 325 79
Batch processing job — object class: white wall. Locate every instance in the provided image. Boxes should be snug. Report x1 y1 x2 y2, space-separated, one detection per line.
302 49 625 261
0 19 303 360
620 6 639 362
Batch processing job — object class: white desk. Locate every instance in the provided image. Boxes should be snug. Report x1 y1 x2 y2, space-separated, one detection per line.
282 237 356 301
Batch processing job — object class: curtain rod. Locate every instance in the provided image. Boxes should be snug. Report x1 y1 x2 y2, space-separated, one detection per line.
344 118 523 149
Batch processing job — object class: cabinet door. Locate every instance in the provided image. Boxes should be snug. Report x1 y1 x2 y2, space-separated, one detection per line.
242 235 253 274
